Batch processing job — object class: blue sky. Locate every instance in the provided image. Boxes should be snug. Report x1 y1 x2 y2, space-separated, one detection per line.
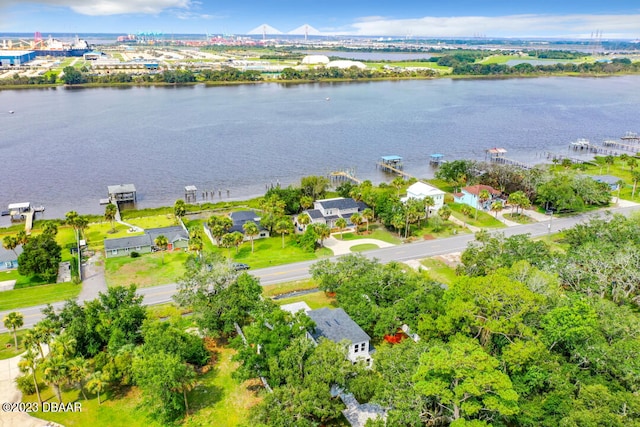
1 1 639 38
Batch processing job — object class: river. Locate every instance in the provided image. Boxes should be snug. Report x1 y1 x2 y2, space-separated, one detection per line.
1 76 639 221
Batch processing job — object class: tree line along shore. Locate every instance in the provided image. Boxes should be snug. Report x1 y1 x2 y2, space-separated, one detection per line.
1 48 640 89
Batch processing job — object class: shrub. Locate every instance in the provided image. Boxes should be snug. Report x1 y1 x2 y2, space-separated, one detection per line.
15 374 36 395
130 251 140 258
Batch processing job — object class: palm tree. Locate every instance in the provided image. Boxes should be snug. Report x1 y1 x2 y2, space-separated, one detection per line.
86 371 108 405
362 208 374 231
335 218 347 239
67 357 90 400
188 228 204 257
154 235 168 251
32 320 55 359
275 218 294 249
174 199 187 224
207 215 232 246
3 312 23 349
490 201 504 218
300 196 314 210
18 349 42 405
391 213 405 237
604 155 615 172
42 355 68 403
391 176 405 196
104 203 118 233
628 158 638 171
227 231 244 254
297 213 310 230
350 213 363 234
476 189 491 220
243 221 259 253
2 235 18 257
41 221 58 237
632 171 640 199
438 205 452 221
313 223 331 248
423 197 435 221
16 230 29 246
52 332 76 358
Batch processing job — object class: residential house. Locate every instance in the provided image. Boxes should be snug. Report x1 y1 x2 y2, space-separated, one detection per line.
0 245 22 271
306 307 372 365
104 225 189 258
104 234 152 258
454 184 501 211
302 197 363 228
590 175 621 191
401 181 446 213
228 211 269 241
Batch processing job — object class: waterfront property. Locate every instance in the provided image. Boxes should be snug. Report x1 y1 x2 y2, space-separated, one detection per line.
306 307 372 365
590 175 621 191
454 184 502 210
104 225 189 258
401 182 446 213
228 211 270 241
302 197 364 228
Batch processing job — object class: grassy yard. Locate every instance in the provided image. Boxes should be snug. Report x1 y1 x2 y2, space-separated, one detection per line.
0 282 81 311
341 224 401 244
560 155 640 201
207 236 333 270
22 341 261 427
262 279 318 298
350 244 379 252
85 222 143 252
420 258 459 286
104 251 189 288
449 203 505 228
0 329 28 360
504 213 535 224
125 215 177 229
274 291 337 310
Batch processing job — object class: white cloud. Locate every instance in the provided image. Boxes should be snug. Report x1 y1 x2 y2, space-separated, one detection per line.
10 0 193 16
336 14 640 38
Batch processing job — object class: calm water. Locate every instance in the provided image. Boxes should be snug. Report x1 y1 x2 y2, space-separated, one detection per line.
1 76 639 221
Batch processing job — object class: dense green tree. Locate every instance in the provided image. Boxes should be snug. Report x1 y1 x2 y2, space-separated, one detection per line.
207 215 233 245
17 234 61 282
413 335 519 424
174 253 262 336
435 160 478 190
62 66 85 84
300 175 329 199
140 320 209 366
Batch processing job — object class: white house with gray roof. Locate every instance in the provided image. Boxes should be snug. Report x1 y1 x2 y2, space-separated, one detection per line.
302 197 363 228
401 182 446 213
306 307 372 365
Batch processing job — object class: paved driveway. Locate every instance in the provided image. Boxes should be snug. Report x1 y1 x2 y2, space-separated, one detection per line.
324 236 395 256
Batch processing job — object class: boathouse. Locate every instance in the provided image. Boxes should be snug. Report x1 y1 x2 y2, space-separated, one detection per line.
108 184 137 203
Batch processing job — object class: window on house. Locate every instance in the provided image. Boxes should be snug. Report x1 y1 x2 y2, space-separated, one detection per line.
354 346 358 353
361 343 366 351
135 246 141 251
112 250 118 255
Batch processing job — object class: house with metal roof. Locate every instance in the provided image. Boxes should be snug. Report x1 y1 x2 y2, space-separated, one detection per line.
228 211 270 240
307 308 372 364
146 226 189 250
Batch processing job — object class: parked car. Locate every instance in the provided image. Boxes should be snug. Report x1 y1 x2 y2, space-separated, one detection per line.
232 263 250 271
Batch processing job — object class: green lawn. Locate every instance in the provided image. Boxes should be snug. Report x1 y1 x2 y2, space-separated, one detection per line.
350 244 379 252
85 222 143 252
0 329 28 360
22 341 260 427
341 224 401 244
449 203 505 228
274 291 337 310
504 213 535 224
207 236 333 270
0 282 81 310
262 279 318 298
125 215 177 230
104 251 190 288
420 258 459 285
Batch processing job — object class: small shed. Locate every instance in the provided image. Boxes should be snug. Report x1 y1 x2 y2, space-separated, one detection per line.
185 185 197 203
108 184 137 203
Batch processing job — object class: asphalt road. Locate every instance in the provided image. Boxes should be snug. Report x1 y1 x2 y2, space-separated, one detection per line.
2 205 638 333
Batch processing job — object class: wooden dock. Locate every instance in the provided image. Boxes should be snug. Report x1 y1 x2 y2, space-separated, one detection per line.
621 132 640 142
329 169 362 184
602 139 640 153
376 162 414 179
488 156 532 169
